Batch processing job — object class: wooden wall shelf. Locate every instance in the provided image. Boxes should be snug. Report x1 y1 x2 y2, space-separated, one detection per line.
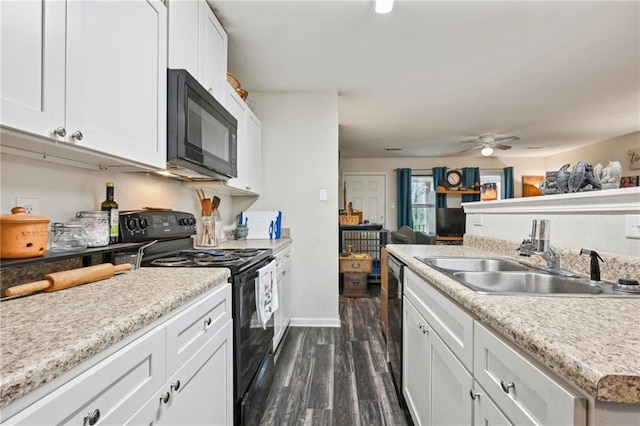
436 189 480 194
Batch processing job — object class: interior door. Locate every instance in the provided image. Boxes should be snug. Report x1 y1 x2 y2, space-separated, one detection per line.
343 174 386 226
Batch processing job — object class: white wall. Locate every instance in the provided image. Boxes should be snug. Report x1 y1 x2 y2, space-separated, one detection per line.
544 131 640 176
249 91 340 327
0 154 215 221
340 156 546 231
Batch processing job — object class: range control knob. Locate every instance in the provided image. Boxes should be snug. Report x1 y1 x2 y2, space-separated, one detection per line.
126 218 138 231
179 218 187 226
188 217 196 226
139 218 148 229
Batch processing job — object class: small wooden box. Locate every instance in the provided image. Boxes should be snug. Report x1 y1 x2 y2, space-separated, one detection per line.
343 272 368 297
339 256 373 274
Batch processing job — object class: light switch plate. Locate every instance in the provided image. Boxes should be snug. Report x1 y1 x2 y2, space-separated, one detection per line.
625 215 640 239
473 214 483 226
319 189 327 201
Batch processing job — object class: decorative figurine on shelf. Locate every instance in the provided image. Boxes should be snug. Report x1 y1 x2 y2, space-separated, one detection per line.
594 161 622 189
556 162 602 193
539 171 561 195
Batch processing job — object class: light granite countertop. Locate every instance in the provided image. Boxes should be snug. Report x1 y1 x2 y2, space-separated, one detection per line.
0 267 230 410
211 237 291 253
386 244 640 404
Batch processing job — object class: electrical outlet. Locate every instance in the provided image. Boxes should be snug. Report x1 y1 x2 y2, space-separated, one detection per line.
16 197 41 215
625 215 640 239
473 214 483 226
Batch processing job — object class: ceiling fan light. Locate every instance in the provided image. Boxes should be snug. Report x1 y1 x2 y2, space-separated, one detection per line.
375 0 394 14
481 146 494 156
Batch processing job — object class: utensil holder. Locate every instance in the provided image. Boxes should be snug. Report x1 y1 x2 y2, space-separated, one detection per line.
201 215 216 246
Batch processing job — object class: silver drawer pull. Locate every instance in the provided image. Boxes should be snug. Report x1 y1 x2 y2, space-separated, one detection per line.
72 130 84 141
204 317 212 327
160 391 171 404
84 409 100 425
469 390 480 400
500 380 515 393
53 127 67 137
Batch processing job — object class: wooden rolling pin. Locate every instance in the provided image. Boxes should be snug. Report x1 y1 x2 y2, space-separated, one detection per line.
4 263 132 297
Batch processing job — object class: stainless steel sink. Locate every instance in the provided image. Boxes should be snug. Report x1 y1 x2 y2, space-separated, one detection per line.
416 257 531 272
416 256 639 297
452 271 604 295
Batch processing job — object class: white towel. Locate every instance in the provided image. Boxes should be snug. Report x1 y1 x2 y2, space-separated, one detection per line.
255 260 279 329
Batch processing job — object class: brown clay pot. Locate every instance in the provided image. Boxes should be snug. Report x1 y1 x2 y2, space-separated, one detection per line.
0 207 50 259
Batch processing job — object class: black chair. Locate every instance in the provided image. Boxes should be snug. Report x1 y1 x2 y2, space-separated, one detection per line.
390 226 436 244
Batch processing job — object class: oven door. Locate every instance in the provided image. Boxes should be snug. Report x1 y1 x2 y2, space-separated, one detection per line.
233 259 275 425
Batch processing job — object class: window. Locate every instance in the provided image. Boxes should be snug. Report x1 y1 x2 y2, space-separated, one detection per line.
411 175 434 233
480 171 504 200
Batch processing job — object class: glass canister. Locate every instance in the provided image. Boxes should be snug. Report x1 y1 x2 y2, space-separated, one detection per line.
76 211 110 247
50 222 88 252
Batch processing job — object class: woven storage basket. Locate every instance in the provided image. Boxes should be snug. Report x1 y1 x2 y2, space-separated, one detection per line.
338 211 362 225
227 72 241 89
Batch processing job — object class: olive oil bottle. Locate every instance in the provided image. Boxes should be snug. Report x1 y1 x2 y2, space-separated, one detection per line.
101 182 119 244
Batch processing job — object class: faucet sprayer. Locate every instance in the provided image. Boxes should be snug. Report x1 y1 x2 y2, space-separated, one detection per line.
580 249 604 282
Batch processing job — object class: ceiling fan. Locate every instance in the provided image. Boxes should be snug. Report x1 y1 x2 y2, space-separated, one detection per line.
460 134 520 156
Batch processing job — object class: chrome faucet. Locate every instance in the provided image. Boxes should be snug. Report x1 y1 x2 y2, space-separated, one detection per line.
518 219 560 269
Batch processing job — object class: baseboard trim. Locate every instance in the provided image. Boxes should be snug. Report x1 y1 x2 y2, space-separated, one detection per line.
289 317 341 327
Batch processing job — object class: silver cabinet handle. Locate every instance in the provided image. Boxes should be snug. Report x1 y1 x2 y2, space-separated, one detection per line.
83 409 100 425
500 380 515 393
204 317 212 327
469 390 480 400
72 131 84 141
160 391 171 404
171 380 181 392
53 127 67 137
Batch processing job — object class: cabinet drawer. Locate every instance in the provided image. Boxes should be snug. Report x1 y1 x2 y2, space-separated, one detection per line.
404 268 474 371
343 272 368 296
474 322 586 426
339 257 372 273
275 246 292 274
7 327 165 425
165 283 232 375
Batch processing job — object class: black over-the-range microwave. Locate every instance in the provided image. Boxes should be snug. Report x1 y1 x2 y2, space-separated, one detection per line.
167 69 237 180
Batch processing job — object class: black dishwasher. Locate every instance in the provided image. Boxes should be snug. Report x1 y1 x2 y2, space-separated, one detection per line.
387 253 404 394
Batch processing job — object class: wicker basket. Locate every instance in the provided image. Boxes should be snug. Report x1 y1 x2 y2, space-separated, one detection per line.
339 211 362 225
227 72 241 89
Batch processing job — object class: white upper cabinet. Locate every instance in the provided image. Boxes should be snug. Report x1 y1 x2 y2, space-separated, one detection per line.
0 0 167 170
0 0 65 137
200 1 228 104
168 0 228 105
226 84 261 195
66 0 167 168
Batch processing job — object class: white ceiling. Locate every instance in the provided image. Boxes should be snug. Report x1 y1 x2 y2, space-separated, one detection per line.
210 0 640 158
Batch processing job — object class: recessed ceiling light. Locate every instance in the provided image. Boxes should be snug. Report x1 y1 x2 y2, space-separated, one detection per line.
385 147 403 151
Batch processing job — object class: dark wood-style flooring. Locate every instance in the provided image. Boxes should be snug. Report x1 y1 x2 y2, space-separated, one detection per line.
259 285 410 425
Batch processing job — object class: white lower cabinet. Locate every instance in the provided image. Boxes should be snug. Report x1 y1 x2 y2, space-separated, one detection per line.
403 297 472 426
2 284 233 426
402 268 587 426
274 245 292 350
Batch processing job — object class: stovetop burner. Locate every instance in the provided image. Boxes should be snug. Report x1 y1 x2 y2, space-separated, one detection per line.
150 256 192 267
232 249 260 257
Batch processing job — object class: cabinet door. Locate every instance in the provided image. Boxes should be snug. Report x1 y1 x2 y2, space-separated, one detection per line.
126 320 234 426
429 330 473 426
8 327 166 425
473 384 513 426
0 0 65 138
199 1 228 105
403 298 430 426
65 0 167 169
226 86 247 191
245 109 261 194
167 0 199 78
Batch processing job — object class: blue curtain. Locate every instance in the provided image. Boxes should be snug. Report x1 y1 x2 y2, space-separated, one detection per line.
432 167 447 208
397 168 413 228
504 167 515 199
461 167 481 203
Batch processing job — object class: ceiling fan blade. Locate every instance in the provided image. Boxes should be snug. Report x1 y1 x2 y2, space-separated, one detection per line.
494 144 512 150
494 136 520 143
461 139 481 144
460 145 482 153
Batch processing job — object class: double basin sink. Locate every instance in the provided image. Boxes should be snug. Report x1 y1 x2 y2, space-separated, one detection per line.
416 257 636 297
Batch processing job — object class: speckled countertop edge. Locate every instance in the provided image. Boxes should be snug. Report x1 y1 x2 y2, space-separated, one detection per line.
386 244 640 404
0 267 231 409
211 237 292 252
